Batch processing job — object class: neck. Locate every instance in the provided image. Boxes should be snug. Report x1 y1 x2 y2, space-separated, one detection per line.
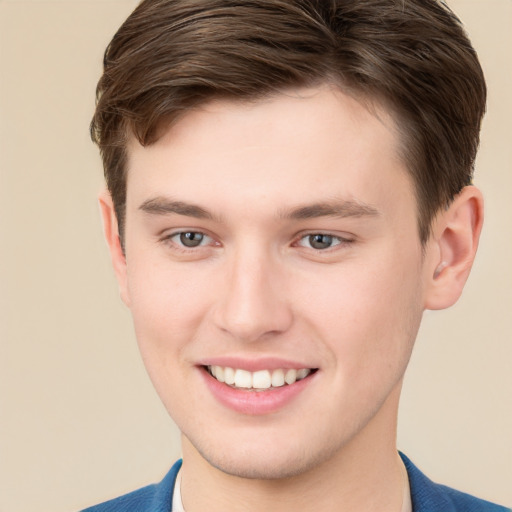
180 383 405 512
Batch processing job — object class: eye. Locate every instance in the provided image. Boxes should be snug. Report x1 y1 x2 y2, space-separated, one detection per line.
297 233 347 250
170 231 212 248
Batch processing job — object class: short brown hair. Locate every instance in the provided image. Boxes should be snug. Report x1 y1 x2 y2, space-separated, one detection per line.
91 0 486 244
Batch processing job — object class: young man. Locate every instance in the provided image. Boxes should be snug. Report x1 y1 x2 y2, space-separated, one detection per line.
84 0 510 511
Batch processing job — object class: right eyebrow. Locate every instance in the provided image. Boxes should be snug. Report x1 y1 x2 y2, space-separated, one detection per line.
279 199 380 220
139 197 217 220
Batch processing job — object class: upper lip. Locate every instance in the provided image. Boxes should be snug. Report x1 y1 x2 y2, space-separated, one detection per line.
197 356 317 372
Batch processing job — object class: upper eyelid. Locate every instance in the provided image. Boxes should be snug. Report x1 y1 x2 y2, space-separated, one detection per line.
293 232 356 251
159 229 354 246
161 230 215 247
161 228 212 239
294 231 355 242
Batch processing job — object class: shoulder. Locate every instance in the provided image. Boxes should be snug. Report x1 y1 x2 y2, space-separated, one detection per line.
400 452 511 512
79 460 182 512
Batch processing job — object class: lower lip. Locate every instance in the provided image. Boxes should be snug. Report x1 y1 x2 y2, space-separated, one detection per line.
200 368 316 415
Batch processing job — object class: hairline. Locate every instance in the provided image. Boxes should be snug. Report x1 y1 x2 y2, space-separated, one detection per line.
114 80 432 251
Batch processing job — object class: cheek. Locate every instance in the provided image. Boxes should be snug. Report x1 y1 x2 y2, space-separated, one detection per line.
126 257 215 361
302 253 424 374
124 258 218 414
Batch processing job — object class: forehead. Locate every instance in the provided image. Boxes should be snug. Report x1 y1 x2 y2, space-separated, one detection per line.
124 86 412 218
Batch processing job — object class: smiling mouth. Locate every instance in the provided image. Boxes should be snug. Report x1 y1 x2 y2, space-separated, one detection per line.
205 365 317 391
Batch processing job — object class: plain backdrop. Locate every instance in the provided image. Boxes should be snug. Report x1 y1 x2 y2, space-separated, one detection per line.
0 1 511 511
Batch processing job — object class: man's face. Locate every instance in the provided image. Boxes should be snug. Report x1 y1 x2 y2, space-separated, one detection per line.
118 86 431 479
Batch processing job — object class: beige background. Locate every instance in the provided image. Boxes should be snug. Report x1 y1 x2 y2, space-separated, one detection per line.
0 1 510 511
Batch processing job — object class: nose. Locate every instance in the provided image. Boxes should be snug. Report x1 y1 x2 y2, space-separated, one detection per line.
213 247 293 342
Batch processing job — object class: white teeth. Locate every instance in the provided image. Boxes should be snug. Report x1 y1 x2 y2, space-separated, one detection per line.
271 369 285 387
234 369 252 388
208 366 313 389
214 365 225 383
224 367 235 385
297 368 310 380
252 370 272 389
284 369 297 385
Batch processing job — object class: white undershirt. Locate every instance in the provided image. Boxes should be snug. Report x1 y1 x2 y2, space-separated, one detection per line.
171 465 413 512
172 469 185 512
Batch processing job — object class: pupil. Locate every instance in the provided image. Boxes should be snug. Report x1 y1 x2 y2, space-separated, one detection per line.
180 232 204 247
309 234 333 250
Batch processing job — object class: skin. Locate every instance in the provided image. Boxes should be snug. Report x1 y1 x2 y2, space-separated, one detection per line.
101 86 483 511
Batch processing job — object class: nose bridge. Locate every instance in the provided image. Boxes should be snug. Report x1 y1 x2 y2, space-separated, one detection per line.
214 240 292 341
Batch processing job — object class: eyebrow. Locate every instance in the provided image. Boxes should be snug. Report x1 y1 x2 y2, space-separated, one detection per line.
279 199 380 220
139 197 217 220
139 196 380 222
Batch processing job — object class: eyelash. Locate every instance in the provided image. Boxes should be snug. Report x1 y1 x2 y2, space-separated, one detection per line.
294 233 354 251
161 230 354 254
162 231 216 251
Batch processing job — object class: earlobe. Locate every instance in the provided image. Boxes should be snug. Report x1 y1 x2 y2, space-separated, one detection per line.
98 190 130 307
424 186 484 310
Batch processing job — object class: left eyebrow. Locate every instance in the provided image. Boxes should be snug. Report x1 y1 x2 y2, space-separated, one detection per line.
279 199 381 220
138 197 217 220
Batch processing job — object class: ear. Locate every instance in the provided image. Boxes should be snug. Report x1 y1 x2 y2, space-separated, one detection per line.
98 190 130 307
424 186 484 310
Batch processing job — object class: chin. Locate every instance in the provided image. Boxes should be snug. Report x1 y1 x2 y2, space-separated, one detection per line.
206 453 317 480
190 433 337 481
